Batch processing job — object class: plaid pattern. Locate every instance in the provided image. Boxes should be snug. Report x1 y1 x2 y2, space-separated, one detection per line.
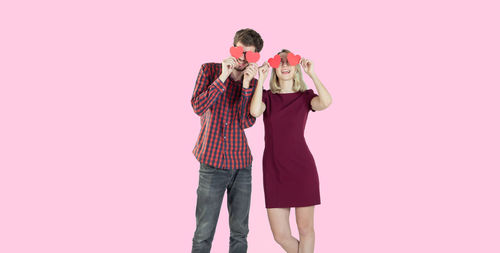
191 63 257 169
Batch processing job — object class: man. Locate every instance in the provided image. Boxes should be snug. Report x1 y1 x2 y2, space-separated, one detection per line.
190 28 264 253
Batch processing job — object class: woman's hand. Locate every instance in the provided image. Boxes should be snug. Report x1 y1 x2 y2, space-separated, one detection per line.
258 62 270 81
300 58 315 76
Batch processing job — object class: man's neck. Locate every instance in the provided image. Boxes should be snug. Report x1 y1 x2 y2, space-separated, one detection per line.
230 70 244 82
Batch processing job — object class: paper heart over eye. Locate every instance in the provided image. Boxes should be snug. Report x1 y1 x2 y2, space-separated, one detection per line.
246 51 260 63
287 53 301 66
230 46 243 58
268 55 281 68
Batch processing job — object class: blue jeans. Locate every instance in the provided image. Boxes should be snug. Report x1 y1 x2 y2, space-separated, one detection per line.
191 162 252 253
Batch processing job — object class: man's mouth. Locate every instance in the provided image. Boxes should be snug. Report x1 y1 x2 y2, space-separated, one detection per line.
236 63 248 69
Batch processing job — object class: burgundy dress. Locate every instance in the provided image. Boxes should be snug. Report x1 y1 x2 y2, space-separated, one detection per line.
262 89 321 208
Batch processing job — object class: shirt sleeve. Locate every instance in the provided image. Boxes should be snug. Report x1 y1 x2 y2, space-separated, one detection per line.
262 89 269 106
191 64 227 116
239 81 256 129
307 89 319 112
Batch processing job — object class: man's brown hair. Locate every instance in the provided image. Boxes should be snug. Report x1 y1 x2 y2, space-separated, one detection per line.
233 28 264 52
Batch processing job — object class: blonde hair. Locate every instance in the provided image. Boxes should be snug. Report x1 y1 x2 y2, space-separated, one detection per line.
269 49 308 94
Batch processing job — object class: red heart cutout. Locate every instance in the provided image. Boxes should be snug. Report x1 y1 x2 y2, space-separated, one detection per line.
230 46 243 58
287 53 301 66
246 51 260 63
268 54 281 68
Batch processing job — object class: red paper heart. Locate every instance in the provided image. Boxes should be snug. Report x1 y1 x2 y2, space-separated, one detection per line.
287 53 301 66
246 51 260 63
268 54 281 68
230 46 243 58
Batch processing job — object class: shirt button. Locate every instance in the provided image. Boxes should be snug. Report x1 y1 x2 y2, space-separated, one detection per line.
224 136 226 139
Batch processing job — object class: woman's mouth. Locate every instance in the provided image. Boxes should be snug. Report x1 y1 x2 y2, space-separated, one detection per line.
281 70 291 74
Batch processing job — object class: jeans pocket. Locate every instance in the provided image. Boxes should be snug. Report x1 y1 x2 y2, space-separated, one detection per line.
200 163 217 173
243 163 252 173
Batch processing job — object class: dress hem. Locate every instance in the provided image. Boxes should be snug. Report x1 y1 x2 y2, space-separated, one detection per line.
265 202 321 209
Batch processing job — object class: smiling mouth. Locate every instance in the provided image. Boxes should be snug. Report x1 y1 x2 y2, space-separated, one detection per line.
281 70 290 74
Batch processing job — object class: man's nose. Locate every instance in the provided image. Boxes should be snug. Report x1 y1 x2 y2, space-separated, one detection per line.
239 54 246 61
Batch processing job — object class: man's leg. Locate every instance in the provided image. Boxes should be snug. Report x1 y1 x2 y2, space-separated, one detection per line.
227 164 252 253
192 163 229 253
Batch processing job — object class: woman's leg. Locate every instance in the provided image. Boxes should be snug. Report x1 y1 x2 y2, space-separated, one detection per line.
267 208 299 252
296 206 315 253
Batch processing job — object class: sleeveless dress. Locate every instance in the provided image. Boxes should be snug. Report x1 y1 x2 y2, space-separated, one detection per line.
262 89 321 208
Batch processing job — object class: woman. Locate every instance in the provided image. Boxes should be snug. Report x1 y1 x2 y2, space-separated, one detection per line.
250 49 332 253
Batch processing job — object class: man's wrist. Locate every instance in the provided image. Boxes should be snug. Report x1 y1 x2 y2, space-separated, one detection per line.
242 77 251 88
219 73 229 82
242 85 253 96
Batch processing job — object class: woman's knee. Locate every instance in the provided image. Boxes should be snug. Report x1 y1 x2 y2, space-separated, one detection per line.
273 230 292 245
297 222 314 237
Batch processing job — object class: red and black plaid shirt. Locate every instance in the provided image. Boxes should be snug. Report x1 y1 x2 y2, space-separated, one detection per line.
191 63 257 169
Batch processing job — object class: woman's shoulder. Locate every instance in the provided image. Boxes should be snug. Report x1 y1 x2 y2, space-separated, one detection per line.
264 89 313 95
303 89 317 96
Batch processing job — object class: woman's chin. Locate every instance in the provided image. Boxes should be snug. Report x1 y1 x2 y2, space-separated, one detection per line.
278 75 293 81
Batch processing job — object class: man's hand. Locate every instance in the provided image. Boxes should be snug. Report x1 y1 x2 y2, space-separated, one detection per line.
242 63 258 88
220 57 237 81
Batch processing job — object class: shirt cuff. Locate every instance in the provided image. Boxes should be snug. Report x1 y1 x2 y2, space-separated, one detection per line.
242 86 253 97
213 78 227 93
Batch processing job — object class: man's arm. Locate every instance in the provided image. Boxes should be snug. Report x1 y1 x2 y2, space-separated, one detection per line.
191 58 237 116
191 64 226 116
238 63 259 129
239 85 256 129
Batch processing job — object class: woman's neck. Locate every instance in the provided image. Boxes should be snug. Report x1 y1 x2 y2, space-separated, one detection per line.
279 79 294 93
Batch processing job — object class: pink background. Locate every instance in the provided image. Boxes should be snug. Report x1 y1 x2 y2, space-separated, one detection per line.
1 0 499 252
